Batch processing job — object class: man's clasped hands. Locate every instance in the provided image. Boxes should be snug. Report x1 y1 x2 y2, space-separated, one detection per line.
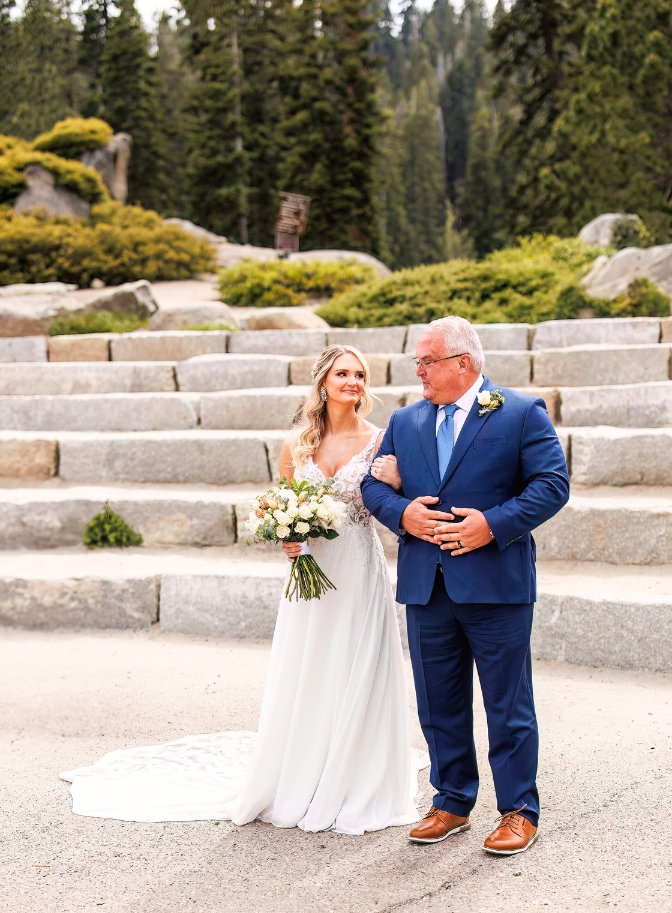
371 454 493 557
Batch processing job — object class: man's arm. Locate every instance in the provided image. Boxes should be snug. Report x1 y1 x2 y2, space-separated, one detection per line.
361 414 412 535
483 398 570 550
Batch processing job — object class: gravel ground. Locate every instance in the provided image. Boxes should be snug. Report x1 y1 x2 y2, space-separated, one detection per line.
1 627 671 913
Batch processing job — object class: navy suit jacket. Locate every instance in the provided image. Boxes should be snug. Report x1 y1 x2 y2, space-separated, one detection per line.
361 376 570 606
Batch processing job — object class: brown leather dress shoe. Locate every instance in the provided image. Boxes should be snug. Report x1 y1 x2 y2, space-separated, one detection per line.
482 807 538 855
408 807 470 844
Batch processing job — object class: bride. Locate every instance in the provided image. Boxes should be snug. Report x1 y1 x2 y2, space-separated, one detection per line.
61 344 427 835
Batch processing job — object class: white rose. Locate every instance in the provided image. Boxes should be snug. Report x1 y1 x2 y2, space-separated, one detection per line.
273 509 290 524
476 391 491 406
295 521 310 534
276 525 291 539
298 503 313 520
245 515 261 533
286 505 299 519
316 505 330 520
330 517 343 530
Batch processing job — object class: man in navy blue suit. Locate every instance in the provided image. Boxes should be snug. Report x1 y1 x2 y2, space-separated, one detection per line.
361 316 569 855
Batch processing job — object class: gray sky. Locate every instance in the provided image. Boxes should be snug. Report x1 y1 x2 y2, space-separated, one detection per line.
135 0 500 30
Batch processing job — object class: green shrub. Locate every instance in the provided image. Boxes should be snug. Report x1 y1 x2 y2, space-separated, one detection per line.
84 502 143 548
611 217 653 250
316 235 669 326
0 135 31 156
184 322 238 332
218 258 377 308
32 117 114 159
48 310 147 336
0 204 214 287
0 149 109 206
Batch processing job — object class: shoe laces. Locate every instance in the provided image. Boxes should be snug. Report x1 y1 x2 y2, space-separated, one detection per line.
492 804 529 836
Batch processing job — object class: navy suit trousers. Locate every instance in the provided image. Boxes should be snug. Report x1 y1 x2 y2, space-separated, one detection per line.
407 569 540 826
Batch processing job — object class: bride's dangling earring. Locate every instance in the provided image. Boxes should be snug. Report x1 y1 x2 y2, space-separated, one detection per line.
320 387 327 402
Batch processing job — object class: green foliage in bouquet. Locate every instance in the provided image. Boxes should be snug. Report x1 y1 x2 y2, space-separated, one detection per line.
218 258 377 308
32 118 114 159
84 502 143 549
316 235 670 326
48 310 147 336
0 204 214 287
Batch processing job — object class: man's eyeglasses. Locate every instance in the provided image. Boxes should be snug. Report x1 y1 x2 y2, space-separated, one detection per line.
411 353 467 369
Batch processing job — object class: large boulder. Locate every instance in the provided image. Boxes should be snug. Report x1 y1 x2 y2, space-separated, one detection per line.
581 244 672 300
578 213 640 247
13 164 90 219
81 133 132 204
0 280 158 337
215 240 391 277
246 308 329 330
148 301 240 331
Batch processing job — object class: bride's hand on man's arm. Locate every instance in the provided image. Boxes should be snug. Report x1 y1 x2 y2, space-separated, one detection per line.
371 454 402 490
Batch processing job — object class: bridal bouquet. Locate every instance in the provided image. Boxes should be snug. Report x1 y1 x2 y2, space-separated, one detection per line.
245 478 347 602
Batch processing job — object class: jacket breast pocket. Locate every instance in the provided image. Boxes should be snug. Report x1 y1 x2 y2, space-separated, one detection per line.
473 435 508 449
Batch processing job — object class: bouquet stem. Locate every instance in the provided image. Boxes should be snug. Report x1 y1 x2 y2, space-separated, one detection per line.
285 554 336 602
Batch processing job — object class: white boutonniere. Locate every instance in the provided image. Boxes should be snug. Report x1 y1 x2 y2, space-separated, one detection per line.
477 389 505 417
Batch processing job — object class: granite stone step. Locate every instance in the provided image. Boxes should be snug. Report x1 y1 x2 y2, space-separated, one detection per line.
0 361 177 395
533 343 671 387
558 381 672 427
0 550 669 672
567 426 672 485
534 490 672 564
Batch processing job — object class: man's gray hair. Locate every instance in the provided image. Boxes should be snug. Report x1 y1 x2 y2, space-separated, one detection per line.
423 316 485 372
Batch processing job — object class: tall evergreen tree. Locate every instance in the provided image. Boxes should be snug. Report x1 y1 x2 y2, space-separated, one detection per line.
459 96 503 257
78 0 109 117
277 0 383 253
5 0 83 138
100 0 168 210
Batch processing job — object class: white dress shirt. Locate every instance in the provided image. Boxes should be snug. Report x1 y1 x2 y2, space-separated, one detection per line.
435 374 484 442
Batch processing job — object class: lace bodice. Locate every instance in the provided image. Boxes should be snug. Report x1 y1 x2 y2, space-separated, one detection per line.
295 429 386 571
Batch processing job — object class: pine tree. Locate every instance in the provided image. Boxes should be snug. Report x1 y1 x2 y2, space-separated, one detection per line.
100 0 168 210
0 0 20 134
5 0 83 138
78 0 109 117
459 97 503 257
277 0 383 254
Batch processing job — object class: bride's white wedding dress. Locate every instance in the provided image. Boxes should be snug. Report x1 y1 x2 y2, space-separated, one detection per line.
61 429 428 835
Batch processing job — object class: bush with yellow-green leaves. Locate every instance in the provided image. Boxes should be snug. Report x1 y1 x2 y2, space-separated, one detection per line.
32 117 114 159
316 236 670 326
218 258 377 308
0 203 214 287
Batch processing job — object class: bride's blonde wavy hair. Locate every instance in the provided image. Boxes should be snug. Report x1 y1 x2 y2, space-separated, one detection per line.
292 345 377 468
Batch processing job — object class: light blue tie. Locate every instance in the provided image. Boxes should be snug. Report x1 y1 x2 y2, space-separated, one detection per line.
437 404 459 479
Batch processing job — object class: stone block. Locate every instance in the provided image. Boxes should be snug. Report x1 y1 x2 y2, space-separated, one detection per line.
111 331 228 362
85 279 158 318
532 317 661 350
149 302 239 331
176 353 290 392
160 570 286 637
483 351 532 386
0 492 236 549
389 354 421 386
0 437 57 479
228 329 327 356
559 381 672 427
326 326 407 353
661 317 672 343
535 499 672 564
264 432 288 479
369 387 407 428
0 393 200 432
404 322 531 353
0 575 159 629
201 387 305 430
555 427 570 465
290 354 390 386
532 591 672 673
404 324 429 354
57 431 272 485
0 362 176 395
533 344 670 387
48 334 113 362
0 336 47 362
247 309 329 330
569 427 672 485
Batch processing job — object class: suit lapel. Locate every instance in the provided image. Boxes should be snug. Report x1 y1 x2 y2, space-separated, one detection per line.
440 376 496 489
418 400 441 489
